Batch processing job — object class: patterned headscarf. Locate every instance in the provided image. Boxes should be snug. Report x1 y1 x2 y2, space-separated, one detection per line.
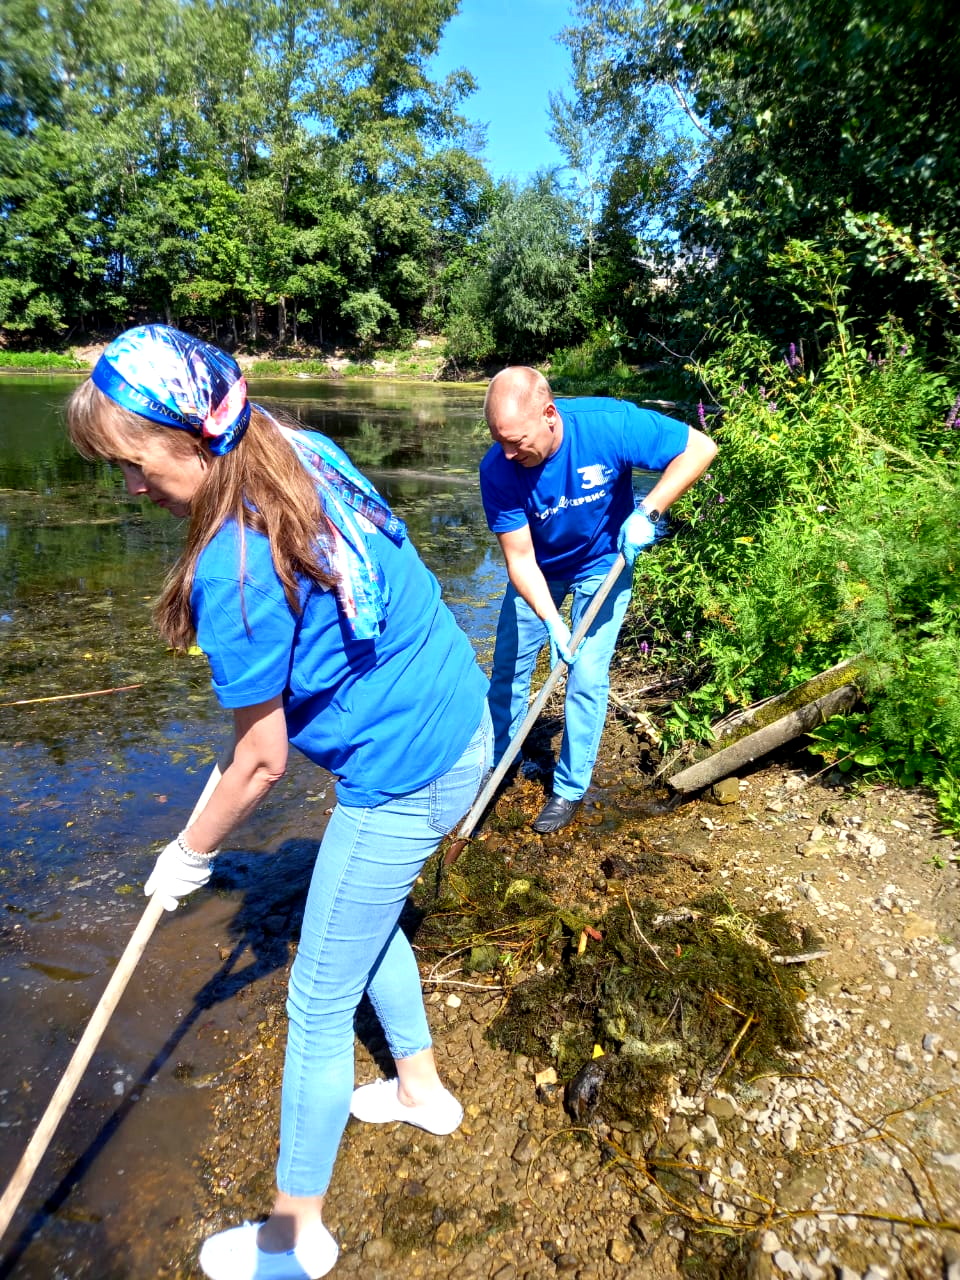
91 324 406 640
273 423 406 641
91 325 250 454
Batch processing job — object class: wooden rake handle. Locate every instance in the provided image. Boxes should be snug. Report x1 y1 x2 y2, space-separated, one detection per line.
444 553 628 865
0 763 222 1244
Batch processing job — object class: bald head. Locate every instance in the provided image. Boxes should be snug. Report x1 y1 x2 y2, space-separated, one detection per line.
484 367 561 467
483 366 552 423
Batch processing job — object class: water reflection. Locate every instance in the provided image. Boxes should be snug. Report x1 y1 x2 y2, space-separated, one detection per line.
0 376 500 890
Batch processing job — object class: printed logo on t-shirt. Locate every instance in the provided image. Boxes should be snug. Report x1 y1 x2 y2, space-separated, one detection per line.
577 463 614 490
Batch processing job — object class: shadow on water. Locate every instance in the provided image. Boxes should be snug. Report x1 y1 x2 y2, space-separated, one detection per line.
0 838 321 1279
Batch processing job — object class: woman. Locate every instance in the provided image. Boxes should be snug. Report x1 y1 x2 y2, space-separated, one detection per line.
66 325 491 1280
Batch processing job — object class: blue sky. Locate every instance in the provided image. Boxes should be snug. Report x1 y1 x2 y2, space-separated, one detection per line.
430 0 574 182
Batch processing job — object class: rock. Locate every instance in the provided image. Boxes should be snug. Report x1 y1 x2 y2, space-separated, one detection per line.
760 1231 781 1253
798 839 834 857
565 1059 606 1121
705 1095 738 1120
434 1221 457 1247
799 1264 825 1280
902 913 938 940
779 1167 828 1210
608 1237 635 1264
361 1237 395 1264
710 777 740 804
773 1249 802 1278
511 1133 537 1165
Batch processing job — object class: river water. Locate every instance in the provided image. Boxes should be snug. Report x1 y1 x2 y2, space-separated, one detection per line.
0 376 502 1278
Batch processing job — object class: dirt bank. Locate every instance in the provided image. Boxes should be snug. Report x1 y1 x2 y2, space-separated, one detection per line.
159 677 960 1280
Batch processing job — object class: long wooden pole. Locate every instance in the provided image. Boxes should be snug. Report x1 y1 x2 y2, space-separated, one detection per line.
444 554 627 864
0 763 223 1244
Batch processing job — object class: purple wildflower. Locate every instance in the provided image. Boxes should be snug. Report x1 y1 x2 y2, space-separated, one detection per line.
946 393 960 429
697 400 707 430
640 641 649 656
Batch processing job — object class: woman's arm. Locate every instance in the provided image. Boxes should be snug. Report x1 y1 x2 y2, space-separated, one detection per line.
182 695 289 855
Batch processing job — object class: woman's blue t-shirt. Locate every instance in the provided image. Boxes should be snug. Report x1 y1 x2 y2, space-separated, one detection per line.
191 494 488 808
480 397 689 579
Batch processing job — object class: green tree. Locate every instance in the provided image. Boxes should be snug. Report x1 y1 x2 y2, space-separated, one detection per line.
446 177 585 364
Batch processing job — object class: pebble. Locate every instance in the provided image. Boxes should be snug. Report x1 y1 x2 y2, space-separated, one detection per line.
773 1249 802 1278
608 1238 634 1264
800 1263 826 1280
361 1237 395 1263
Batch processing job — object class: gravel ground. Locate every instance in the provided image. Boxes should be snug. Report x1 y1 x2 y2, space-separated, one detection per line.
164 704 960 1280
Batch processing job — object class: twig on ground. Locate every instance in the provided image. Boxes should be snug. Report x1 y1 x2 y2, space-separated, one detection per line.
623 888 670 971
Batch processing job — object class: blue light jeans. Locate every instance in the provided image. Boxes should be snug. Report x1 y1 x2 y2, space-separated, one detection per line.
488 563 633 800
277 704 493 1197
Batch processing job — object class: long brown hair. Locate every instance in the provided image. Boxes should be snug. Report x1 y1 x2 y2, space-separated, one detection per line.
66 380 337 650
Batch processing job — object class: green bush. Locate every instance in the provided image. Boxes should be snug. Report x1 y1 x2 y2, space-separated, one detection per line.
626 242 960 828
0 350 85 370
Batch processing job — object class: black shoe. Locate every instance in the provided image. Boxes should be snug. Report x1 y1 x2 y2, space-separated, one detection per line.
532 795 582 833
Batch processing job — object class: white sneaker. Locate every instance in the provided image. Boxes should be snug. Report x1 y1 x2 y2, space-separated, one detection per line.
349 1077 463 1135
198 1220 338 1280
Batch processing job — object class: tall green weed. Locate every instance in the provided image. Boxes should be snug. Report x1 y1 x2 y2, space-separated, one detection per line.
627 243 960 827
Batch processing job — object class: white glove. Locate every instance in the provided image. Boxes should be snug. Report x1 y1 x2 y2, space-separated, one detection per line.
145 835 215 912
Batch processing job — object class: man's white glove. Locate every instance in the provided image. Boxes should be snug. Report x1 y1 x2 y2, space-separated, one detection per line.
617 508 658 566
545 615 579 668
145 834 215 912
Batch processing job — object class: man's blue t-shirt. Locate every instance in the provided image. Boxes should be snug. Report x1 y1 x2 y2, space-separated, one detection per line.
191 485 488 808
479 397 689 579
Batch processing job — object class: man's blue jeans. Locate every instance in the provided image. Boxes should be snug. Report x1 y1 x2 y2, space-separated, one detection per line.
276 705 492 1197
488 563 633 800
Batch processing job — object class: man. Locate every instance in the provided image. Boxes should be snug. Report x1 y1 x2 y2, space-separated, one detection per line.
480 366 717 833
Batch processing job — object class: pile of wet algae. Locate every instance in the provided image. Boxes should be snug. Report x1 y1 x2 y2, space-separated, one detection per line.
175 766 822 1280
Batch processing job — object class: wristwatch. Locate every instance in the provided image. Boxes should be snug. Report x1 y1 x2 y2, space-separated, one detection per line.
641 504 661 523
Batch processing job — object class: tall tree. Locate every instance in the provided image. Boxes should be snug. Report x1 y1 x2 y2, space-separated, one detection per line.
570 0 960 341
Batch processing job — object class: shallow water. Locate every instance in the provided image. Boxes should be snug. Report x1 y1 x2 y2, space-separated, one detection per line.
0 376 502 1277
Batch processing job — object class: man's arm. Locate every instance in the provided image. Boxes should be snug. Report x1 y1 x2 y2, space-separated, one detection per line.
638 425 717 517
496 525 560 624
